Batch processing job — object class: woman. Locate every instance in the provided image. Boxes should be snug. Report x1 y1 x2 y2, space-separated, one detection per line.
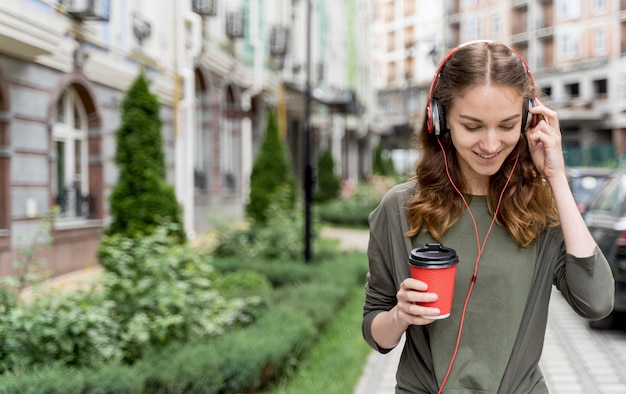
362 41 614 393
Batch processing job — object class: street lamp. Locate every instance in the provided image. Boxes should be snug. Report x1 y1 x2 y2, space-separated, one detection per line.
304 0 313 262
132 12 151 47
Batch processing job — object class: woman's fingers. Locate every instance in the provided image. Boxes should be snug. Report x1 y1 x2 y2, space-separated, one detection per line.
397 278 440 325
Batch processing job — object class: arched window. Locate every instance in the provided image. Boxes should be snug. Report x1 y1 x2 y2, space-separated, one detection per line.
53 87 90 219
221 85 240 191
194 69 210 191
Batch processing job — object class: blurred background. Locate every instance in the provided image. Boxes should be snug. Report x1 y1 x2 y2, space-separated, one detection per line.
0 0 624 275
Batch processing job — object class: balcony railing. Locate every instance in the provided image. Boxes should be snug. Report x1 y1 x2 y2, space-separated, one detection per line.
55 188 94 219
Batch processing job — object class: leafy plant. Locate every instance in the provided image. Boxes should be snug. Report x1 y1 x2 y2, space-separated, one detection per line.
98 224 261 362
216 186 311 262
0 208 57 309
317 175 398 227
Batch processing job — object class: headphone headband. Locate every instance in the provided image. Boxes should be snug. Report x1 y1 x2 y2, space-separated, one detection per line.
426 40 537 136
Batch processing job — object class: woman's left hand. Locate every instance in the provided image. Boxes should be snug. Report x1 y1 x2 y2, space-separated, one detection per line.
525 99 565 181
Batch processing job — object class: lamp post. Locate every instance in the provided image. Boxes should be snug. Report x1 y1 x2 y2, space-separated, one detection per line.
304 0 313 262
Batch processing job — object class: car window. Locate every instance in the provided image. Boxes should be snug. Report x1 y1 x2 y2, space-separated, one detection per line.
570 175 609 204
587 177 622 213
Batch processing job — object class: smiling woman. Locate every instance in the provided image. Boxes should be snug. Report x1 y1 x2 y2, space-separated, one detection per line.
362 40 615 394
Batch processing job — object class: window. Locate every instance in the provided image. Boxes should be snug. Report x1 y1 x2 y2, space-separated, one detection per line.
565 82 580 98
491 15 501 37
53 87 89 219
221 86 240 192
559 0 580 19
561 34 579 59
194 69 212 191
594 27 607 56
462 17 480 42
593 0 606 13
587 177 622 214
593 78 608 99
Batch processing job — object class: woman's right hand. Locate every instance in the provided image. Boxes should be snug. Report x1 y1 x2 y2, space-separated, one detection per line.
394 277 440 326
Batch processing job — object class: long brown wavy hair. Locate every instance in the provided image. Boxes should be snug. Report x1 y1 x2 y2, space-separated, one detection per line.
405 41 559 248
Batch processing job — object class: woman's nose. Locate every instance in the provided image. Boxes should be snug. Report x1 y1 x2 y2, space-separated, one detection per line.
481 129 500 151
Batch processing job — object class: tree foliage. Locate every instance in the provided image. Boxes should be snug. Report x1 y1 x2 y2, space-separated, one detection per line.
372 142 395 176
246 109 298 225
107 72 185 241
315 148 341 202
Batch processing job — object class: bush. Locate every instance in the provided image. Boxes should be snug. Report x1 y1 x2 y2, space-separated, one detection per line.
97 225 261 362
0 225 260 376
318 175 398 227
1 250 367 393
216 187 311 262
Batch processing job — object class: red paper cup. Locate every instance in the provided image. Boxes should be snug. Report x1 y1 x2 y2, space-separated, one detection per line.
408 243 459 319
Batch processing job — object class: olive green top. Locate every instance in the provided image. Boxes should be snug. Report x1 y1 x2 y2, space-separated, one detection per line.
412 195 535 392
363 181 615 393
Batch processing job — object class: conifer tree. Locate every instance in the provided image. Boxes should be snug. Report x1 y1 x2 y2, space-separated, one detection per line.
315 148 341 202
373 142 395 176
107 72 185 241
246 109 297 224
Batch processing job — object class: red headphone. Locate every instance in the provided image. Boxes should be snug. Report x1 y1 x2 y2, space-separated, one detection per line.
426 40 538 136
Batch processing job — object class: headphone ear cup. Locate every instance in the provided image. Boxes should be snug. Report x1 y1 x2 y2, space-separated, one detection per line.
522 98 537 131
431 101 446 136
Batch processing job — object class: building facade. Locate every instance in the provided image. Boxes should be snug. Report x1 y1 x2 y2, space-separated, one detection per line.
374 0 626 171
0 0 377 278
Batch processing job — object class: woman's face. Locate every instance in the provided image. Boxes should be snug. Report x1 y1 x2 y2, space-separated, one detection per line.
446 84 523 195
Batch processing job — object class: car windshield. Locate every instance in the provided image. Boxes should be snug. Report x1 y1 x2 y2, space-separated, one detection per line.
570 175 610 205
587 177 623 213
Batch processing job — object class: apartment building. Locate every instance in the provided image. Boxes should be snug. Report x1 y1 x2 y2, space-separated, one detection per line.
446 0 626 166
373 0 445 173
0 0 377 278
375 0 626 168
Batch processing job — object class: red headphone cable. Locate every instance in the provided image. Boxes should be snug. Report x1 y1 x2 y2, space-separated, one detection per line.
435 139 519 393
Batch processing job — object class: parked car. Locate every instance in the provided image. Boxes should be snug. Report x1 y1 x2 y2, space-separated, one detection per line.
582 171 626 329
566 167 616 214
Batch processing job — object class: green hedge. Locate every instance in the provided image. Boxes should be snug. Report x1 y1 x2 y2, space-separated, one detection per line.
0 250 367 393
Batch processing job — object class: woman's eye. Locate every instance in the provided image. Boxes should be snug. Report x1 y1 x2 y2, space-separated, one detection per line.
464 125 481 131
500 125 515 130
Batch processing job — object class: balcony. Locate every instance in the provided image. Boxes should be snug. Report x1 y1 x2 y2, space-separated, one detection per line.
536 26 554 39
55 188 95 219
59 0 110 22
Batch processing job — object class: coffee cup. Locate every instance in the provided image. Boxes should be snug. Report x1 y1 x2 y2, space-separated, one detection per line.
408 243 459 319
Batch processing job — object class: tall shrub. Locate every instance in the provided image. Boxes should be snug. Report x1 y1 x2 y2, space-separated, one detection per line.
246 109 297 224
107 72 185 241
372 142 395 176
315 148 340 202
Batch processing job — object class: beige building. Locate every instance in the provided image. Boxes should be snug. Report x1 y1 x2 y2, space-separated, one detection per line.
374 0 626 168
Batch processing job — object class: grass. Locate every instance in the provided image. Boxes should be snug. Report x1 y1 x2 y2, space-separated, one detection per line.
263 282 373 394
